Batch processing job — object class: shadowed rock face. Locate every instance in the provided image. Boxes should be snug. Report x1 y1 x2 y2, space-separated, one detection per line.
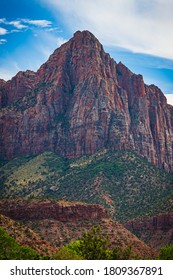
0 199 108 222
0 30 173 170
125 213 173 251
0 199 157 259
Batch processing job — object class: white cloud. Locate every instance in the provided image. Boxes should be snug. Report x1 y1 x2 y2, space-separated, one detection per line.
0 18 6 23
0 29 67 81
22 19 52 28
0 27 8 35
40 0 173 60
56 37 67 47
0 18 27 29
0 39 7 44
34 31 67 60
8 21 27 29
0 18 53 34
165 94 173 106
45 27 60 32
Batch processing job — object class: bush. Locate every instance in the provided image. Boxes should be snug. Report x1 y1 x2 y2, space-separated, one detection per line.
78 226 110 260
54 226 133 260
52 246 83 260
158 244 173 260
0 227 40 260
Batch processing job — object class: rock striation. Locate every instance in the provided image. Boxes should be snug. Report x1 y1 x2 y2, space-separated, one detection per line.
0 199 108 222
125 213 173 251
0 199 157 258
0 30 173 170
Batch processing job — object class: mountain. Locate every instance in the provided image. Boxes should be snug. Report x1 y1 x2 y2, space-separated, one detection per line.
1 150 172 222
0 198 156 259
125 212 173 252
0 198 108 221
0 30 173 170
0 213 56 256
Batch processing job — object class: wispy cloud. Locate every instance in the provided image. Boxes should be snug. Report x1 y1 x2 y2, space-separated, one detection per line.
0 27 8 35
0 18 54 33
0 28 67 81
7 20 27 29
0 18 27 30
34 30 67 60
0 39 7 44
0 17 61 49
56 37 67 46
40 0 173 60
45 27 61 32
22 19 52 28
0 18 6 23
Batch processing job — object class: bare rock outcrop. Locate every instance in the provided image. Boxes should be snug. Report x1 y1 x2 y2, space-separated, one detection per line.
0 30 173 170
125 213 173 251
0 199 108 222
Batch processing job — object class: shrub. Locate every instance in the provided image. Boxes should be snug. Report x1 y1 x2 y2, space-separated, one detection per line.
0 227 40 260
158 244 173 260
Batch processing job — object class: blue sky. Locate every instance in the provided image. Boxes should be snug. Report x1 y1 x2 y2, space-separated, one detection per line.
0 0 173 104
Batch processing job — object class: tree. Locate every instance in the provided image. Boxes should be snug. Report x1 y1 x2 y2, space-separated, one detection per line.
0 227 40 260
53 226 134 260
78 226 110 260
52 240 83 260
0 227 17 259
111 244 132 260
158 244 173 260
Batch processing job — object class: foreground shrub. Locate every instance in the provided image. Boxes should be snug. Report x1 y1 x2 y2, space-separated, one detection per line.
158 244 173 260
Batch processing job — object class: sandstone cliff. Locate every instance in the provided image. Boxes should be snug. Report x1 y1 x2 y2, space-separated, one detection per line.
0 199 108 222
0 199 156 258
125 213 173 251
0 213 56 256
0 30 173 170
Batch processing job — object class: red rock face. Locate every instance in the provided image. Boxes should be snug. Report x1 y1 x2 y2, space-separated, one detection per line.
0 30 173 170
125 213 173 251
0 200 108 222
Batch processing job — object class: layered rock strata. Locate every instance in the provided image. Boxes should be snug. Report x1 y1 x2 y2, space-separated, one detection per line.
125 213 173 251
0 199 108 222
0 30 173 170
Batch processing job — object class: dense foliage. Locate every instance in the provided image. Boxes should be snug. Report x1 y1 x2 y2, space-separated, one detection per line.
1 225 172 260
157 244 173 260
53 226 133 260
0 227 40 260
0 150 172 222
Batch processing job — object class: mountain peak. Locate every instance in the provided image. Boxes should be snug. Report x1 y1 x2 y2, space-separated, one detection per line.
73 30 91 37
71 30 103 51
0 31 173 171
73 30 97 39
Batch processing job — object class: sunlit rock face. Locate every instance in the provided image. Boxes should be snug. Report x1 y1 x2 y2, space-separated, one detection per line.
0 30 173 170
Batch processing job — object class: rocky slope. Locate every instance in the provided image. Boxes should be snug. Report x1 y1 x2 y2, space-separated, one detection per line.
125 213 173 251
1 150 172 222
0 30 173 170
0 199 156 259
0 199 108 222
0 213 56 256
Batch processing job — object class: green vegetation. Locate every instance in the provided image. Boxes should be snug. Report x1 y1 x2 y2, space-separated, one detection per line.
53 226 133 260
52 243 84 260
0 225 132 260
73 226 110 260
0 149 173 222
0 227 40 260
1 224 172 260
0 225 134 260
157 244 173 260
